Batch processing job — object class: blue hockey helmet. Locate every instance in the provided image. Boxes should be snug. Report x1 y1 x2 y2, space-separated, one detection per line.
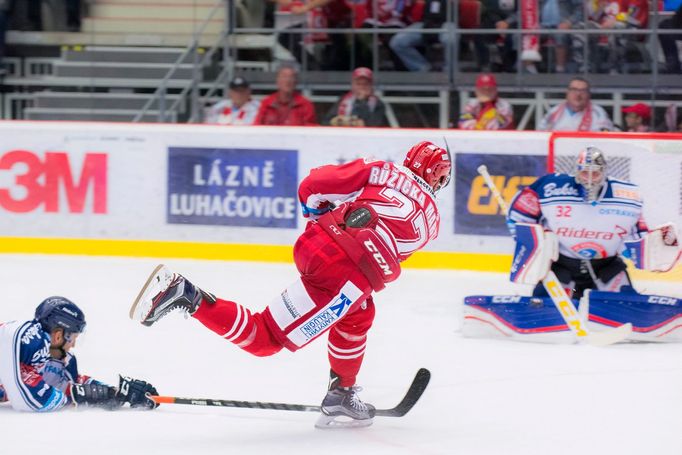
35 296 87 336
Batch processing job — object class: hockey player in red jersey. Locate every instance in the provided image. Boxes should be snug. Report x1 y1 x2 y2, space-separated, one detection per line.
130 141 452 428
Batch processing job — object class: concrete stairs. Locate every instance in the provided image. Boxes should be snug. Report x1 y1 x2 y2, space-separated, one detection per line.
22 46 194 121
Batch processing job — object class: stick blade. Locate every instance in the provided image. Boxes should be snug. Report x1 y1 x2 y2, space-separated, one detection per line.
586 323 633 347
375 368 431 417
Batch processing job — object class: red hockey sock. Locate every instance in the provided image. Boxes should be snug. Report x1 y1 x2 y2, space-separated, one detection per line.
328 328 367 387
192 298 284 357
326 300 375 387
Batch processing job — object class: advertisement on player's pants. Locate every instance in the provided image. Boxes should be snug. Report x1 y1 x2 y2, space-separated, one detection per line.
454 153 546 236
167 147 299 229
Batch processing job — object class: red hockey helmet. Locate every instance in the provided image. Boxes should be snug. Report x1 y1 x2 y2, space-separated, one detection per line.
403 141 452 192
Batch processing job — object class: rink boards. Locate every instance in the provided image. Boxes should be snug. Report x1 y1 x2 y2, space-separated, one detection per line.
0 122 680 280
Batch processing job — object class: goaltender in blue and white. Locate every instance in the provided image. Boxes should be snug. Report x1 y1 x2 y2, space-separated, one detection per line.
464 146 682 343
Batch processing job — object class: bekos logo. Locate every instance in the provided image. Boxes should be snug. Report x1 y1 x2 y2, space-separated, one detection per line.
543 182 579 198
0 150 107 213
648 296 678 305
467 175 536 215
363 239 393 276
492 295 522 303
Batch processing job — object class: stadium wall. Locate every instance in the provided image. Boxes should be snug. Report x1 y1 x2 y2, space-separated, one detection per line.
0 121 679 281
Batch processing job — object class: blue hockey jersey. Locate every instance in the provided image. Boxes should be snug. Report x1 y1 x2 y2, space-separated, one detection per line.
0 320 97 411
507 173 648 260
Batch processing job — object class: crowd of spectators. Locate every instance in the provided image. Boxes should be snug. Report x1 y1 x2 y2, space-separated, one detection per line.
271 0 682 75
204 68 682 133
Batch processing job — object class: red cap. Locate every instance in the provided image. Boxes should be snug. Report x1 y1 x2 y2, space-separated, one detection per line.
622 103 651 120
475 73 497 88
352 67 373 81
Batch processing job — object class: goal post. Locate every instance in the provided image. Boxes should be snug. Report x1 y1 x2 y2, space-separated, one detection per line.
548 132 682 297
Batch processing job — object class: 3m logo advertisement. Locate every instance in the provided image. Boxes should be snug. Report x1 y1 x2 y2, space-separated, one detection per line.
455 153 545 236
167 147 298 228
0 150 108 214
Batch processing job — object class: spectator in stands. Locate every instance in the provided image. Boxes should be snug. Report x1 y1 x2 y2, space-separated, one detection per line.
322 67 389 127
521 0 583 73
587 0 649 73
204 77 261 126
388 0 455 72
355 0 416 69
622 103 651 132
659 4 682 74
275 0 352 70
476 0 516 72
458 73 514 130
254 64 317 126
664 104 682 132
538 77 614 131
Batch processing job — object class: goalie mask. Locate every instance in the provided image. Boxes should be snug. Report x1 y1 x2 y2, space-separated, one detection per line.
403 141 452 193
575 146 606 201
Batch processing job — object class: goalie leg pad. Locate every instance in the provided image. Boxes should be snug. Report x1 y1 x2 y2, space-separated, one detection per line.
463 295 579 344
587 291 682 342
510 223 559 285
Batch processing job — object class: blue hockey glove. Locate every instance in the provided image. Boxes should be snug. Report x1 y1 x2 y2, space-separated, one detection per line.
117 375 159 410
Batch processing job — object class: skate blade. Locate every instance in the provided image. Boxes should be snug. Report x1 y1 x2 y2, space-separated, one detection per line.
129 264 174 323
314 413 373 429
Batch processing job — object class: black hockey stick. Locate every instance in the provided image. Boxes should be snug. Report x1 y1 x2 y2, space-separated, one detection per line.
151 368 430 418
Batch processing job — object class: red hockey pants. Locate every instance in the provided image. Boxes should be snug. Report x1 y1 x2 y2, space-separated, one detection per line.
192 223 376 387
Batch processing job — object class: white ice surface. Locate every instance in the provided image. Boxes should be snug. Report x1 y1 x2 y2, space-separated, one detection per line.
0 254 680 455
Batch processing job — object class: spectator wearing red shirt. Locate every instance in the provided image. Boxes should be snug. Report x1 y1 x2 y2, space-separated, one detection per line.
355 0 416 69
254 65 318 126
276 0 352 70
458 73 514 130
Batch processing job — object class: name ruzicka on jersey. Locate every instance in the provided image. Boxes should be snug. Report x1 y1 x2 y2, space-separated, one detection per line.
368 166 427 206
367 165 438 238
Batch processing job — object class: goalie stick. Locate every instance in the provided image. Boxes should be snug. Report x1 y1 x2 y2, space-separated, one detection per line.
150 368 430 418
476 164 632 347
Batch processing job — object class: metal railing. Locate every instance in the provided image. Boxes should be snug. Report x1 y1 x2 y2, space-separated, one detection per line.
132 0 233 122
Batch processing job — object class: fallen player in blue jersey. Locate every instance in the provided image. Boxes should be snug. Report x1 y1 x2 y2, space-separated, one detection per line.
464 147 682 343
0 296 158 411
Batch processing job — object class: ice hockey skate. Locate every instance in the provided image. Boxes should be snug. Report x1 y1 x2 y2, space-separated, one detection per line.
315 385 376 429
129 264 204 326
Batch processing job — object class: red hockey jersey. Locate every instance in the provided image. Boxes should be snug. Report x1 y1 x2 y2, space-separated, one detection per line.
298 158 440 262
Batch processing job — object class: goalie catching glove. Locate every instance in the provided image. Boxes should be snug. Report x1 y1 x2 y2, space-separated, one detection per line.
624 223 681 272
69 376 158 410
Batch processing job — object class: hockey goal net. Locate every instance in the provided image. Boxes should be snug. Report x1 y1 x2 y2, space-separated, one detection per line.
549 132 682 297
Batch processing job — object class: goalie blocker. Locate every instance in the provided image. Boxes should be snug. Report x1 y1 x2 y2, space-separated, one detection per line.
463 291 682 343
